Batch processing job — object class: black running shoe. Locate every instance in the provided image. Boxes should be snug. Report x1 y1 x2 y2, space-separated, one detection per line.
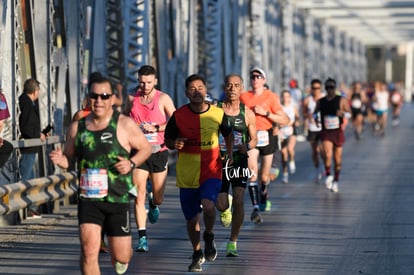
203 232 217 261
188 251 205 272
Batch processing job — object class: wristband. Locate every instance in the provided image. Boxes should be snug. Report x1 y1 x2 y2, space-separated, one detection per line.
246 143 251 151
265 111 270 117
155 125 160 132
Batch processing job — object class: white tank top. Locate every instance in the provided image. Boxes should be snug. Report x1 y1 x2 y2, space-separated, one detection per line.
307 96 321 132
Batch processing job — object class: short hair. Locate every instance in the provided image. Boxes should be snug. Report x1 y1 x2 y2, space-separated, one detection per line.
311 78 321 86
88 72 104 91
23 78 40 94
325 77 336 86
224 74 244 85
89 74 113 93
185 74 206 89
138 65 157 77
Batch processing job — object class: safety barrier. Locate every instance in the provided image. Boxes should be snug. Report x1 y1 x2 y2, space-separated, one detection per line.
0 171 77 216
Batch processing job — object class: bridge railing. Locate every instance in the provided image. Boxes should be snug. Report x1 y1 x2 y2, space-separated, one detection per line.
0 171 78 216
0 136 177 225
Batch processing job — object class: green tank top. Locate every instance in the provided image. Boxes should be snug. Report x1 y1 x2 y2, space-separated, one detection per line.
75 111 133 203
218 102 250 162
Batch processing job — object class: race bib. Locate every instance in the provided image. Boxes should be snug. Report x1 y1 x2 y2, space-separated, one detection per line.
140 123 158 144
80 168 108 198
391 93 401 104
351 98 362 109
219 131 243 151
323 115 340 130
256 130 270 147
280 126 293 139
145 132 158 143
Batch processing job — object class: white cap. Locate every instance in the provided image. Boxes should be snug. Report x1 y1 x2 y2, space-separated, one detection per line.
250 67 266 79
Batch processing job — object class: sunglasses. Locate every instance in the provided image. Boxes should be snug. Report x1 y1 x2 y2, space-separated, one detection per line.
89 92 113 100
311 86 321 90
250 75 264 80
325 86 335 90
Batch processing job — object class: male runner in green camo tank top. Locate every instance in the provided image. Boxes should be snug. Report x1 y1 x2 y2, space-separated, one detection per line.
216 74 257 257
50 75 151 275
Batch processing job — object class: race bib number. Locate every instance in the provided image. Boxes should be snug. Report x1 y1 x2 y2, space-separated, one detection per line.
80 168 108 198
256 130 270 147
391 93 401 104
145 132 158 143
323 115 340 130
140 123 158 144
280 126 293 139
351 98 362 109
219 131 243 151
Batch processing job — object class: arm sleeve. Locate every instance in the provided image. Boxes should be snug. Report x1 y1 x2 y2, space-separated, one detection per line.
164 114 178 140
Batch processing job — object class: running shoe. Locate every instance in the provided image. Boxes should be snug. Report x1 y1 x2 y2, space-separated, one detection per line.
282 172 289 184
203 232 217 261
313 169 323 184
226 241 238 257
220 208 232 228
325 175 334 190
264 200 272 211
289 161 296 174
100 239 109 253
220 195 233 228
27 209 42 219
188 251 205 272
269 167 280 181
332 181 339 193
260 199 272 212
114 261 129 275
135 236 149 252
250 208 263 224
392 119 400 126
148 205 160 224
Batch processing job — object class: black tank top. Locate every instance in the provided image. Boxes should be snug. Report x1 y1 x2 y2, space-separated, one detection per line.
319 95 343 130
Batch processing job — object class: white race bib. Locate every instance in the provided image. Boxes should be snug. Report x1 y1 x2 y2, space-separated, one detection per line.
220 131 243 151
351 98 362 109
323 115 340 130
256 130 270 147
391 93 401 104
280 126 293 139
80 168 108 198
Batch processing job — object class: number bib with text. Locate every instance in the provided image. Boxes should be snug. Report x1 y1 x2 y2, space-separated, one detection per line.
323 115 340 130
80 168 109 198
256 130 270 147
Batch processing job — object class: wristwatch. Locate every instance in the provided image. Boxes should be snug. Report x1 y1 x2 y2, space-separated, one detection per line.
265 111 270 117
130 160 136 170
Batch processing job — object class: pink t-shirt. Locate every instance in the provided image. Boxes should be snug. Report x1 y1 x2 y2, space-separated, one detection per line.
0 93 10 121
129 90 167 148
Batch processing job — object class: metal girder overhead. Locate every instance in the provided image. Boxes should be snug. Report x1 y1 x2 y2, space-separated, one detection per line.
295 0 414 45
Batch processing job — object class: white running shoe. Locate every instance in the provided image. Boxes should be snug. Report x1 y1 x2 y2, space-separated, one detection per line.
325 175 334 190
313 169 323 183
282 172 289 184
289 161 296 174
332 182 339 193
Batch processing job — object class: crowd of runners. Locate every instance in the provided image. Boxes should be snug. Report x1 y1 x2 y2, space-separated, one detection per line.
49 65 404 274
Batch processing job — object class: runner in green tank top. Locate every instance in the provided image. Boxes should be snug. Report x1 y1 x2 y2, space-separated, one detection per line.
216 74 257 257
50 75 151 275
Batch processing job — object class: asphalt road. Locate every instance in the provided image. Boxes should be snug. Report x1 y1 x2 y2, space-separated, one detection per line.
1 104 414 275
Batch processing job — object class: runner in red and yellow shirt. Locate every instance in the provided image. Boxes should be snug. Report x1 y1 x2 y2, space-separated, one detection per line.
165 74 233 272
